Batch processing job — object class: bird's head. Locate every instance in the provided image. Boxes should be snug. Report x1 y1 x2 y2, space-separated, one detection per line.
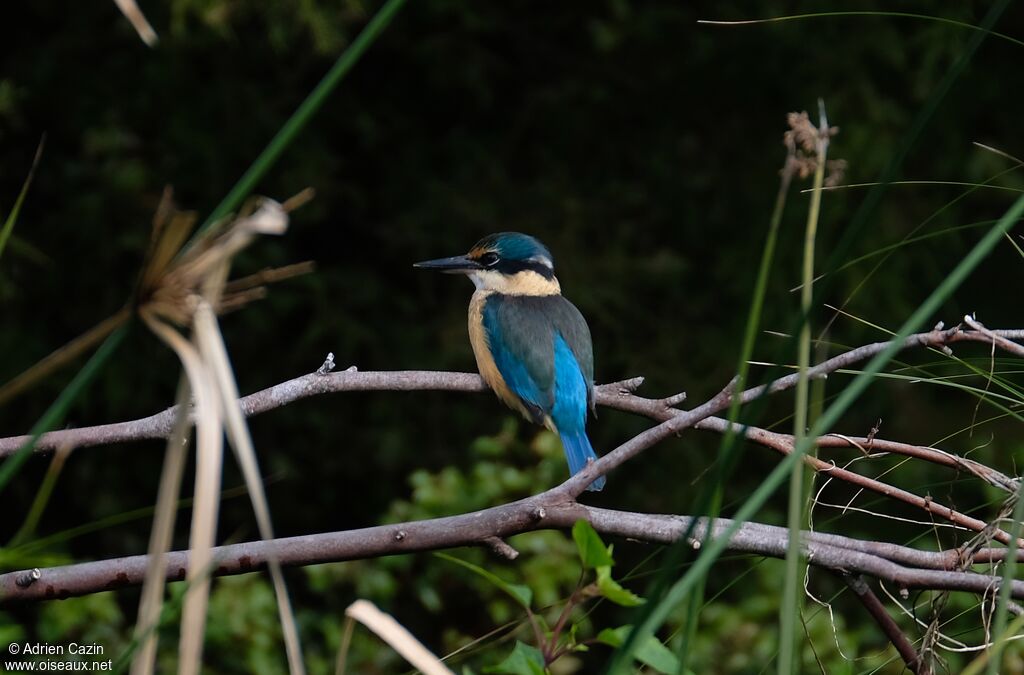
414 232 561 295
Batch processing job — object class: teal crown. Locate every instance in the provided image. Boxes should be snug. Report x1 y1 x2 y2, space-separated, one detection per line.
471 232 553 266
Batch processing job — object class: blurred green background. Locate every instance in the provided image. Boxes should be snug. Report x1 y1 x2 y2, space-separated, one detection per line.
2 1 1023 672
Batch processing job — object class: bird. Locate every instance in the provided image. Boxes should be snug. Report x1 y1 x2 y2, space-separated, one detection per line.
415 232 605 491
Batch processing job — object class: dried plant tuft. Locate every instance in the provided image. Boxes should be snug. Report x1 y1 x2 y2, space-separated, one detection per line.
137 189 311 326
783 111 846 186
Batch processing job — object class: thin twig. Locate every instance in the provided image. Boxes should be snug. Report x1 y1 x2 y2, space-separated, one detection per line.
963 315 1024 358
695 417 1018 545
843 574 930 675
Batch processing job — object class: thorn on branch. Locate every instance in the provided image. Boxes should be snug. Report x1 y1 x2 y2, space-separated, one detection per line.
483 536 519 560
598 376 645 396
660 391 688 409
16 568 41 588
531 506 546 522
919 325 958 355
866 418 881 451
316 352 336 375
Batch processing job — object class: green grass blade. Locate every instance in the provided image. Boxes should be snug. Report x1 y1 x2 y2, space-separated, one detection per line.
832 370 1024 415
196 0 407 235
810 0 1011 330
0 325 128 496
1005 231 1024 259
608 192 1024 673
0 136 45 261
812 179 1023 193
435 552 533 609
681 165 795 665
822 219 991 279
0 480 258 570
664 5 1008 662
780 101 829 674
964 614 1024 675
634 125 798 672
812 169 1023 328
698 11 1024 50
6 447 70 547
984 483 1024 674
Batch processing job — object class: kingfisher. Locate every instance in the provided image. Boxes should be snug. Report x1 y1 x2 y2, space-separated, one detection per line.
415 232 605 491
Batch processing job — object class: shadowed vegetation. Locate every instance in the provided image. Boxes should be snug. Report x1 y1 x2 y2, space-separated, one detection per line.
2 2 1023 673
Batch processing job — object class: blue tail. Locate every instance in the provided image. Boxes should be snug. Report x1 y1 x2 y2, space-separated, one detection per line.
560 430 606 492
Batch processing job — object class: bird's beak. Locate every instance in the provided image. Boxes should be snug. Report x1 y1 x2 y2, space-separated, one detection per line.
413 254 481 273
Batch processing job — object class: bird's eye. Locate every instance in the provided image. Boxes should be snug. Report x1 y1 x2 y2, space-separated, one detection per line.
479 252 500 267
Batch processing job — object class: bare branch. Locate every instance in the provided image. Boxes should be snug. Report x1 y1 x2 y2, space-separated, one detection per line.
1 333 1017 543
2 322 1022 622
4 326 1023 457
0 371 488 456
3 502 1023 606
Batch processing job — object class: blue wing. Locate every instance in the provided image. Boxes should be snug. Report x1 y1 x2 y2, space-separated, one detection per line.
552 334 605 491
550 333 587 434
482 295 604 491
482 294 593 422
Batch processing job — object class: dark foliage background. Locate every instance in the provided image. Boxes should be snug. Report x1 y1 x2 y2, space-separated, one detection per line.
1 1 1022 672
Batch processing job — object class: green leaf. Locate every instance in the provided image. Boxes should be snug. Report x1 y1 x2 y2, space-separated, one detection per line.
596 566 644 607
435 552 532 609
567 621 581 647
596 626 684 674
572 520 613 569
483 641 547 675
